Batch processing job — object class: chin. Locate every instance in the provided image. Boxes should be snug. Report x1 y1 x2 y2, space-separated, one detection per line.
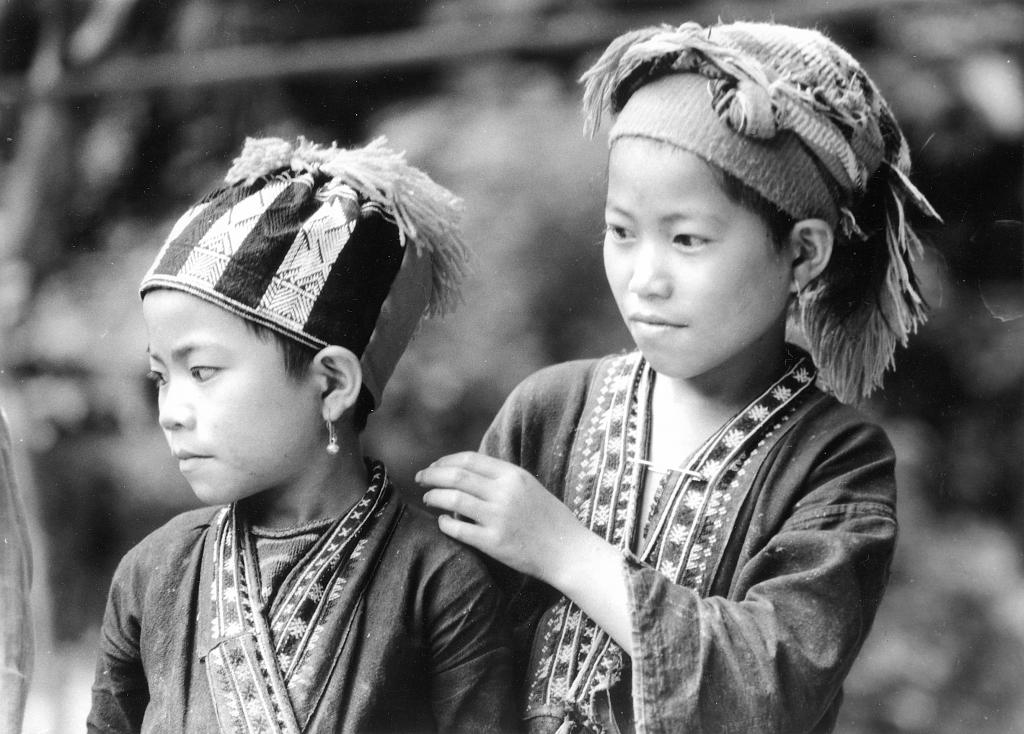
636 346 702 378
187 484 222 506
187 480 250 507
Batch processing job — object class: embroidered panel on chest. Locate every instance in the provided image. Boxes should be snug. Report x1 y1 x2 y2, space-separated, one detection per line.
210 508 237 639
646 365 815 588
209 508 291 732
526 353 815 729
269 495 374 667
206 468 391 733
268 481 384 701
571 356 645 547
527 598 621 732
527 356 642 727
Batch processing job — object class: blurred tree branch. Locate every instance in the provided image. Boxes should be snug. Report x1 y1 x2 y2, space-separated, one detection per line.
0 0 991 105
0 2 70 344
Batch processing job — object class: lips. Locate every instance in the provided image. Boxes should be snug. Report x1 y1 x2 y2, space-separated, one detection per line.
172 449 209 461
629 312 685 328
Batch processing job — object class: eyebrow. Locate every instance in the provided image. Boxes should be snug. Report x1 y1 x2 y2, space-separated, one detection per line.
605 204 725 229
146 342 217 362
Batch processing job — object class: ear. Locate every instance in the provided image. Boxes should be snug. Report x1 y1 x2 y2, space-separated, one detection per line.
787 218 834 293
310 346 363 422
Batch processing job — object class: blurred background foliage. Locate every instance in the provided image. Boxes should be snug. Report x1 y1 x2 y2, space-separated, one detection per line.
0 0 1021 732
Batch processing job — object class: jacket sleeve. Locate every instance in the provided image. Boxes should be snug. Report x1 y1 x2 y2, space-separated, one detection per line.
479 362 592 503
424 545 521 734
479 362 594 689
624 417 898 734
0 411 32 734
87 546 151 733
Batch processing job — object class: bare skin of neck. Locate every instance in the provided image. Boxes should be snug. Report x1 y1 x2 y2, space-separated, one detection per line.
638 341 787 539
245 432 370 529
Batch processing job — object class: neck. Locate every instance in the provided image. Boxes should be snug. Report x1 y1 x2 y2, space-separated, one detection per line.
245 438 370 529
663 341 787 415
648 339 788 465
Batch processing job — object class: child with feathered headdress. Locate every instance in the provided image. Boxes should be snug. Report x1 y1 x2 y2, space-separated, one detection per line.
88 137 518 733
418 20 939 734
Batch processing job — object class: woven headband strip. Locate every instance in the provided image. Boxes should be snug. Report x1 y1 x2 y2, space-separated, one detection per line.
583 23 937 214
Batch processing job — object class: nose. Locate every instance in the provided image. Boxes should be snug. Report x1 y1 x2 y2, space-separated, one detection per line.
158 380 195 433
628 240 672 299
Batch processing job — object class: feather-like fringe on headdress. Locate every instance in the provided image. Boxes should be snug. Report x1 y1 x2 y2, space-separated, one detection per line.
580 22 942 402
224 135 469 318
801 189 929 402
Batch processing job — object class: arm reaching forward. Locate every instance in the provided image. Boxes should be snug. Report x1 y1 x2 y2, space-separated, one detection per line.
418 452 636 655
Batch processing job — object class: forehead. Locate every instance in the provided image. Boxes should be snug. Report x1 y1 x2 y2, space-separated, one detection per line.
142 289 255 351
605 137 735 217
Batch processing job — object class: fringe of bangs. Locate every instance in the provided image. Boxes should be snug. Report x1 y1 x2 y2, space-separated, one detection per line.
224 136 469 318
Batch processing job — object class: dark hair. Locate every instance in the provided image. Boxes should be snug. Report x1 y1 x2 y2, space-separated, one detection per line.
243 321 375 432
718 158 897 349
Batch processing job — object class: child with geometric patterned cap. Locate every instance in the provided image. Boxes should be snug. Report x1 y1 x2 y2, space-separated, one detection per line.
418 20 940 734
88 137 518 733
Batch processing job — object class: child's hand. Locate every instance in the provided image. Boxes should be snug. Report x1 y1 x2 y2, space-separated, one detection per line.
418 451 634 653
416 452 586 585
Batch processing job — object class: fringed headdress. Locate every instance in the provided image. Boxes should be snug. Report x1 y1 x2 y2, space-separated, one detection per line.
141 136 468 406
581 21 940 402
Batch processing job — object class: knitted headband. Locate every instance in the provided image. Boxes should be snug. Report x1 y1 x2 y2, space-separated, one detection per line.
140 136 468 407
581 21 941 402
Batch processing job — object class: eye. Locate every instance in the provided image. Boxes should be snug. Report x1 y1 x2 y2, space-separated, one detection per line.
672 233 707 249
604 223 632 242
145 369 167 387
189 366 218 382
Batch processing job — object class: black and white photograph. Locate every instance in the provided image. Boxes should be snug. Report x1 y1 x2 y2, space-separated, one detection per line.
1 1 1021 732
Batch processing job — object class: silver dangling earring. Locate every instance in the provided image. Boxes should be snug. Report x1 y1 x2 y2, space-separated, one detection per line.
325 420 340 455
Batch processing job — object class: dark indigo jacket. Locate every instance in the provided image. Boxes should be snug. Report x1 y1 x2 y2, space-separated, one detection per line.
88 494 519 733
481 357 898 734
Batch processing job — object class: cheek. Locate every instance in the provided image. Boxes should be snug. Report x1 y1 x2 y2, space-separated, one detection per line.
761 251 794 297
214 394 283 446
737 257 791 314
261 389 321 439
603 248 629 300
699 256 762 316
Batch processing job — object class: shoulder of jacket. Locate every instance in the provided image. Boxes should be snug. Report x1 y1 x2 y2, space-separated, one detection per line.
388 499 493 575
509 353 644 405
794 389 891 443
762 388 896 484
121 506 220 565
152 505 221 538
516 358 599 392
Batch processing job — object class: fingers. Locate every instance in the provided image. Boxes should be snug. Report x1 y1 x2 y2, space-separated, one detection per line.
422 451 515 479
421 488 488 522
436 513 490 548
416 453 520 500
